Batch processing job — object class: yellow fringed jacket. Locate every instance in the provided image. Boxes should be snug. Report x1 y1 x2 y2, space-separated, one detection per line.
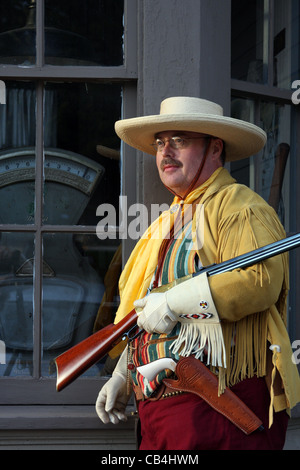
115 167 300 417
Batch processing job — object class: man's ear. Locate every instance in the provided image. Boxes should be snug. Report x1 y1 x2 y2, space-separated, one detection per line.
211 138 224 160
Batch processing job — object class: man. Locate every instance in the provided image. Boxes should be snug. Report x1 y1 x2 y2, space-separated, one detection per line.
95 97 300 450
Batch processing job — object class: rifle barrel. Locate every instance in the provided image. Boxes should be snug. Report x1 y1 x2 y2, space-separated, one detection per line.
198 233 300 278
55 232 300 391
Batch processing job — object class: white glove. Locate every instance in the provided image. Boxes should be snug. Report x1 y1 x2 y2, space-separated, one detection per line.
134 293 177 334
95 346 131 424
166 272 219 323
135 272 226 368
134 272 219 334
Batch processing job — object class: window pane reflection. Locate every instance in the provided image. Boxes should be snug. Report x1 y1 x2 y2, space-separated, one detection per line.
0 81 36 224
255 101 291 227
231 96 291 229
0 233 34 377
42 233 121 377
44 0 124 66
0 0 36 66
231 0 266 83
0 0 124 66
273 0 300 88
232 0 300 89
43 82 121 226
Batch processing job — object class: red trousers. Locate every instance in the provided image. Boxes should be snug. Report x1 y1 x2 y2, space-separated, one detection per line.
137 376 289 450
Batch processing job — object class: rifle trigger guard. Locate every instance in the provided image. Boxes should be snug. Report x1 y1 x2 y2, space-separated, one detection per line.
122 325 143 343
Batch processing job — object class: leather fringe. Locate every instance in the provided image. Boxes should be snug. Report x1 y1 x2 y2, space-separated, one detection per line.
213 204 289 392
221 311 268 388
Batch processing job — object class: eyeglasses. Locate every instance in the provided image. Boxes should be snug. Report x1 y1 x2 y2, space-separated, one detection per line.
151 136 210 152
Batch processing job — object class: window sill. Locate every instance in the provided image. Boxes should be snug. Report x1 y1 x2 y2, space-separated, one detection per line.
0 404 138 449
0 404 137 430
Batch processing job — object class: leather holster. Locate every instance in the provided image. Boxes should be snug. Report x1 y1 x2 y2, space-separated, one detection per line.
163 356 264 435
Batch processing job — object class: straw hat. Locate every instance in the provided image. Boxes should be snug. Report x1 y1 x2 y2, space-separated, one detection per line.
115 96 266 161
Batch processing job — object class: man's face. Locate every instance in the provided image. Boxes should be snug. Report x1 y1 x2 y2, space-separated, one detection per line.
155 130 220 197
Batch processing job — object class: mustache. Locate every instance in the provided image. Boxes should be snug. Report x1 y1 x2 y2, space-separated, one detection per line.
160 158 182 171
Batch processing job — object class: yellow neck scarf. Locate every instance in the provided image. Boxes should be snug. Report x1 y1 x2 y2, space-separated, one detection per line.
115 167 223 324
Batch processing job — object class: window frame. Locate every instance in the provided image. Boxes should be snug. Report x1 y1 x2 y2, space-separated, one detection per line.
0 0 138 405
0 0 138 80
230 0 300 349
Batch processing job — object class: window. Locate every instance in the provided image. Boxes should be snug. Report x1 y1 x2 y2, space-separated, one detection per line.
231 97 292 228
231 0 300 88
0 0 124 66
231 0 300 224
231 0 300 339
0 0 137 404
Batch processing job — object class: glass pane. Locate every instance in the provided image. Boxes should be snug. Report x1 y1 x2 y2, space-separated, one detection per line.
231 97 256 187
231 0 267 83
44 0 124 66
42 233 121 377
231 96 291 229
0 232 34 377
273 0 300 88
0 81 36 224
0 0 36 66
255 101 291 227
43 82 121 225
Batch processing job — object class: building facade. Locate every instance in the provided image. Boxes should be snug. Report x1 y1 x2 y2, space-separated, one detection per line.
0 0 299 449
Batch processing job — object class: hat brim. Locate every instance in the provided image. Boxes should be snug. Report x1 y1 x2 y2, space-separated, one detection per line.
115 114 266 161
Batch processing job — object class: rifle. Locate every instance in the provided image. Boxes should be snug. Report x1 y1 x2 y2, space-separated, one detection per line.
55 232 300 391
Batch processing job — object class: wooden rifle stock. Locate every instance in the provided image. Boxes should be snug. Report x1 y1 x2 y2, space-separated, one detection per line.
55 232 300 392
55 309 137 391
